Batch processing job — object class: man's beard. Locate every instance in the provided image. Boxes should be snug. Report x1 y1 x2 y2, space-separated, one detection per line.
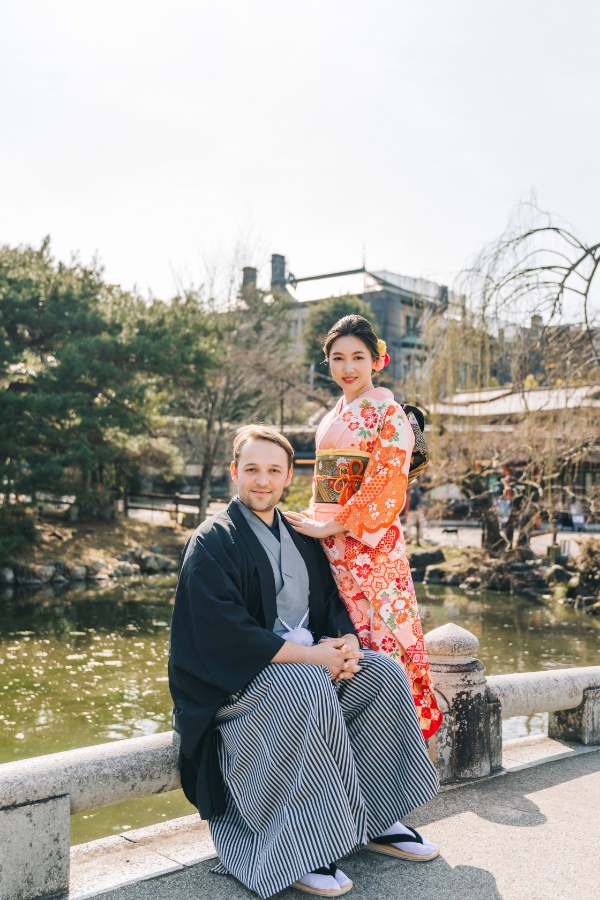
241 490 279 513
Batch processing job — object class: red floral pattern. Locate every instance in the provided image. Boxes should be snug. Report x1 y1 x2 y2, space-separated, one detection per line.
360 405 379 429
312 389 443 740
380 421 397 441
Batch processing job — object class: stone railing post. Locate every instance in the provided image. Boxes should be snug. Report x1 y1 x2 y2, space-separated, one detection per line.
0 731 180 900
0 793 70 899
548 687 600 745
425 623 502 783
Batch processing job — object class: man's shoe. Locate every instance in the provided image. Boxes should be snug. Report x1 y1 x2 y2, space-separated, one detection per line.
293 863 353 896
367 824 439 861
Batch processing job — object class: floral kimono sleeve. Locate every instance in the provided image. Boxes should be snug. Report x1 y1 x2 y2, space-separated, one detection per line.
333 402 412 549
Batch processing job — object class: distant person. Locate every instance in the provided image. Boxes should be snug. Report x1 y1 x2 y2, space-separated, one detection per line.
410 484 423 508
570 501 585 532
285 315 443 741
407 483 426 544
497 497 511 527
169 425 439 898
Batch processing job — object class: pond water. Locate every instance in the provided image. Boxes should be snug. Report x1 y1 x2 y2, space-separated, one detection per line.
1 577 598 845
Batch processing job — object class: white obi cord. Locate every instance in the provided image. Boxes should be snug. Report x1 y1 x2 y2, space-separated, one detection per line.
277 610 314 646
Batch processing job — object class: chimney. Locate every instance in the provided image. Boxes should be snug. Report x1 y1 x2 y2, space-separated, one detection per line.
271 254 286 289
530 314 543 338
242 266 257 289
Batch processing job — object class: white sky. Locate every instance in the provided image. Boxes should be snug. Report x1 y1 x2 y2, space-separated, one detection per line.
1 1 599 300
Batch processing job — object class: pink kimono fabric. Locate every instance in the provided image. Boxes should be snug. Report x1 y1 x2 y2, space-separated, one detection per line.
308 387 442 739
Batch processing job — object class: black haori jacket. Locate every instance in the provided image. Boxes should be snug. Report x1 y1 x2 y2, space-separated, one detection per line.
168 497 356 819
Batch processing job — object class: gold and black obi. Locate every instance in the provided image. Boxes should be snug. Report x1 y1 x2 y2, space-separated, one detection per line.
313 449 371 505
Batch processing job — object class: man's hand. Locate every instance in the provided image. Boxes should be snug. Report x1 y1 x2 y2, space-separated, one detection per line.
271 632 363 681
311 637 363 682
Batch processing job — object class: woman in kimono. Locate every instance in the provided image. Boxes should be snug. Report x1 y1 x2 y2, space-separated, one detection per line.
284 315 442 741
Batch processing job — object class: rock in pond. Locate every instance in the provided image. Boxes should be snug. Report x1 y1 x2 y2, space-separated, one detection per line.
409 549 445 569
424 565 446 584
545 564 571 585
460 575 481 590
0 566 15 584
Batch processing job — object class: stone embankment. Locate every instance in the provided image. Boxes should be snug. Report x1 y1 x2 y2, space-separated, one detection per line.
0 544 179 589
411 544 600 616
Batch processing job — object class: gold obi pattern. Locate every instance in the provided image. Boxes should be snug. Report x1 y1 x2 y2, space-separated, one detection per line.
314 449 371 505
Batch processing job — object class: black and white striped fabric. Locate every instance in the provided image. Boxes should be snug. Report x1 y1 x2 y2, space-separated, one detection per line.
209 650 439 898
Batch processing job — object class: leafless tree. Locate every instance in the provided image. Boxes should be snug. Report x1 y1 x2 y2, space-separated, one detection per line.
420 200 600 553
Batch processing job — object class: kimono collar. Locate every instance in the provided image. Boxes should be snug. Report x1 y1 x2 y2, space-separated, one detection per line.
227 497 324 636
228 497 278 628
278 515 327 637
334 387 395 419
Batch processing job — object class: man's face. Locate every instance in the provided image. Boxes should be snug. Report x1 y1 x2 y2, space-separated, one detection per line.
231 438 293 516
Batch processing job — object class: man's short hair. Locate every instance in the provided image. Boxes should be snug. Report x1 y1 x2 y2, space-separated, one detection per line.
232 424 294 470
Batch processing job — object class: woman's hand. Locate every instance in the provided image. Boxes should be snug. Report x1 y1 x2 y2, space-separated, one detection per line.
311 638 363 682
283 511 345 539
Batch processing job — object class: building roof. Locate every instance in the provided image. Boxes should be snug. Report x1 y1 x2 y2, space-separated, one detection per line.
437 387 512 405
287 270 381 303
285 267 446 305
432 385 600 418
369 270 446 303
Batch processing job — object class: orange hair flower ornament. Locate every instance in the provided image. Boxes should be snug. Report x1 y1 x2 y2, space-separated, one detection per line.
373 338 390 371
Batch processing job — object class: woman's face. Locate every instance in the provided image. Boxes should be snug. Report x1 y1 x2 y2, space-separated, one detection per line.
328 334 374 401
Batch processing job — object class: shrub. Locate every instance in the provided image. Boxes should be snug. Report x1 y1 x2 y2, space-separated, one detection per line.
280 478 314 513
0 504 38 563
576 538 600 594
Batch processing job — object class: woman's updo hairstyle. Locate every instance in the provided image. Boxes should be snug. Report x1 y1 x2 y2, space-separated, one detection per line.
323 314 380 364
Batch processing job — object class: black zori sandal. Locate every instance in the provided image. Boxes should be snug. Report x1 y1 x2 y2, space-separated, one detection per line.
367 825 440 861
292 862 353 896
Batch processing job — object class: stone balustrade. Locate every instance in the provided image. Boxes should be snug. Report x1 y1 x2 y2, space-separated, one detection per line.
0 731 180 815
423 622 600 782
1 622 599 900
487 668 600 720
0 732 181 900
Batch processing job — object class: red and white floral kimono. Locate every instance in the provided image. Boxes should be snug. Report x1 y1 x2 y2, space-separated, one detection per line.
308 387 442 740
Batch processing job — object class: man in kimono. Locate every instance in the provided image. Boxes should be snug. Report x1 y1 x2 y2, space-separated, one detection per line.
169 425 439 899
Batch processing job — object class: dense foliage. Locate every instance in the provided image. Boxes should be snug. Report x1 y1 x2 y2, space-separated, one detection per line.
0 241 158 516
0 240 297 533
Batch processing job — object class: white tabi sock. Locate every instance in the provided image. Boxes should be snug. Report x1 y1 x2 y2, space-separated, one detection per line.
296 865 351 892
333 867 351 887
379 821 438 856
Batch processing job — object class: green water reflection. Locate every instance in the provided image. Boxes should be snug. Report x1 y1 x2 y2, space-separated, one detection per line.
1 578 598 845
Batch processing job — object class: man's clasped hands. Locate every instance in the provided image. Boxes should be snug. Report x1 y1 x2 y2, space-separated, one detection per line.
314 634 364 683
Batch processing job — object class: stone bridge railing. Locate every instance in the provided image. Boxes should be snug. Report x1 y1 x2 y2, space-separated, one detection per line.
1 623 599 900
425 623 600 783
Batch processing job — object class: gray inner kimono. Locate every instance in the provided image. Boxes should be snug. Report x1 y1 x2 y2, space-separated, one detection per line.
238 504 309 636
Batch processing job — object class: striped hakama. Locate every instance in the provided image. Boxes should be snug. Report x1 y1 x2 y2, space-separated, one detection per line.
209 650 439 898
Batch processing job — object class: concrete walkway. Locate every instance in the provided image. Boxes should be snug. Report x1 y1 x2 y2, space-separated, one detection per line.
420 525 598 558
77 739 600 900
